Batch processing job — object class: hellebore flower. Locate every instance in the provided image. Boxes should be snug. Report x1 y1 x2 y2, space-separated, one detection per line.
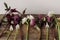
27 15 30 19
30 19 35 26
16 24 20 30
26 15 34 20
29 15 34 20
22 16 30 40
46 23 49 40
47 11 54 22
22 15 35 40
22 17 27 24
47 11 54 17
46 23 49 28
9 25 13 31
29 15 35 26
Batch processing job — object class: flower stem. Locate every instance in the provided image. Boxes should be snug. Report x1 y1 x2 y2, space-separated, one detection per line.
57 25 60 40
26 22 29 40
46 27 48 40
7 31 12 40
14 29 18 40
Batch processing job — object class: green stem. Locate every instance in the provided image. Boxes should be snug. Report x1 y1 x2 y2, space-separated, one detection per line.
7 31 12 40
14 29 18 40
26 22 29 40
46 27 48 40
57 25 60 40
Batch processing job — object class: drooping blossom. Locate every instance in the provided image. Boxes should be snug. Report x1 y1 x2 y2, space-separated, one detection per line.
22 15 35 40
47 11 54 17
47 11 54 22
28 15 34 20
22 17 27 24
9 25 13 31
22 15 35 26
46 22 49 28
30 19 35 26
27 15 35 26
13 14 20 24
16 24 20 30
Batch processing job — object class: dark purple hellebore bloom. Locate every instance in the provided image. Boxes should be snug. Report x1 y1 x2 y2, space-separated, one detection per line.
12 15 20 26
38 14 42 20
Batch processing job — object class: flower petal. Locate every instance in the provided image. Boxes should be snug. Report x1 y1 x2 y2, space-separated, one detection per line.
47 11 54 17
34 25 40 31
46 23 49 28
16 24 20 29
30 19 35 26
29 15 34 20
22 17 27 24
9 25 13 31
47 16 51 22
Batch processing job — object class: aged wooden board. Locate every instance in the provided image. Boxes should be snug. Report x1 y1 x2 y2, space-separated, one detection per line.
0 24 40 40
0 24 58 40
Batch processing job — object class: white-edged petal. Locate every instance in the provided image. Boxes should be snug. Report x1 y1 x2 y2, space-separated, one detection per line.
43 17 46 21
34 25 40 31
26 15 34 20
29 15 34 20
46 23 49 28
47 11 54 17
16 24 20 29
11 21 14 24
27 15 30 19
3 17 8 21
22 17 27 24
13 12 18 14
9 25 13 31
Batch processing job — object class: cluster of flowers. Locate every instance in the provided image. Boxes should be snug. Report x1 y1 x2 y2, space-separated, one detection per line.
6 10 56 40
21 11 56 40
3 2 60 40
3 2 55 33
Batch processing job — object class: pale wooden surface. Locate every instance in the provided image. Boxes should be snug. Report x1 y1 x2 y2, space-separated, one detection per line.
0 24 58 40
0 24 40 40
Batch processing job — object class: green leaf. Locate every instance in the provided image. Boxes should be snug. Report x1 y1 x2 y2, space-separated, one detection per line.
4 2 8 9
